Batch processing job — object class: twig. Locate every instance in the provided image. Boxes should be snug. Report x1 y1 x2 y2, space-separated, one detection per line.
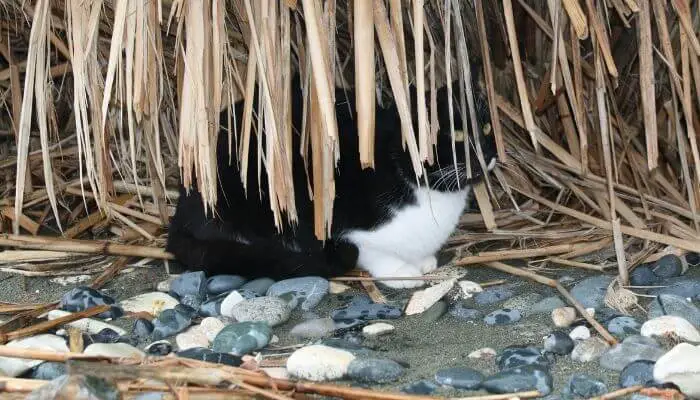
0 305 110 344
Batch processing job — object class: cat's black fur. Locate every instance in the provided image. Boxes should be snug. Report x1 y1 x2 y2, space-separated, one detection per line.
166 63 497 280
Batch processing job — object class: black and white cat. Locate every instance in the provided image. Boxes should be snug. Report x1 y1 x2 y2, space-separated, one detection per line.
166 63 498 289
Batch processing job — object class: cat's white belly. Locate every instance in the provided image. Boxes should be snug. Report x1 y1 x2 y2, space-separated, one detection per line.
344 187 469 267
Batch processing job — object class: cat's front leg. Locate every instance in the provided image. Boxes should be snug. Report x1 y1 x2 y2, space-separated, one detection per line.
357 247 426 289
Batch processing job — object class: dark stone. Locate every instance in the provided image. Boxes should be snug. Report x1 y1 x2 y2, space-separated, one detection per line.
497 346 549 370
648 277 700 298
145 340 172 356
402 380 438 395
571 275 614 309
29 362 66 381
170 271 206 309
152 308 192 340
59 286 121 319
448 302 482 320
567 374 607 398
686 252 700 267
630 266 659 287
131 318 154 339
607 316 641 339
347 358 405 383
474 286 516 306
435 367 484 389
331 295 402 321
206 275 247 296
176 347 242 366
481 365 553 395
484 308 522 325
543 331 574 355
648 294 700 326
651 255 683 278
620 360 655 388
240 278 276 296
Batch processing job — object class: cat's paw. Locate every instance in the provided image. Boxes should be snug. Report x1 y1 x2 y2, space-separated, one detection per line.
376 263 425 289
417 255 438 274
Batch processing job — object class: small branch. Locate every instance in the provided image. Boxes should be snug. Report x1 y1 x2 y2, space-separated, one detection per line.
0 305 110 344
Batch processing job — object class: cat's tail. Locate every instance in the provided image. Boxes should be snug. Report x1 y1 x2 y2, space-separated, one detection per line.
165 229 353 280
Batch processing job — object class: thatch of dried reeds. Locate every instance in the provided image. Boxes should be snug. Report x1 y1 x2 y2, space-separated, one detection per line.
0 0 699 293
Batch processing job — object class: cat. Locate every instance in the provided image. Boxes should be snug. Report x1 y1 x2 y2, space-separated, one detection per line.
166 62 498 289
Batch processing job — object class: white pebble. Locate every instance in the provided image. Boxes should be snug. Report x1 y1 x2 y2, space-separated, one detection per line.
220 291 245 317
405 279 456 315
84 343 145 359
641 316 700 342
0 334 68 377
551 307 577 327
458 280 483 298
468 347 497 359
329 281 351 294
120 292 180 315
176 326 210 351
362 323 395 337
47 310 127 336
569 326 591 341
157 275 178 292
286 345 355 381
200 317 226 342
653 343 700 398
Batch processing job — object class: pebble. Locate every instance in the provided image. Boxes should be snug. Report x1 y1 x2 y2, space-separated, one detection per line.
648 294 700 326
211 321 272 356
29 362 66 381
362 322 395 337
686 252 700 267
530 296 567 314
653 343 700 398
131 318 155 339
241 277 276 296
206 274 247 296
620 360 655 388
569 326 591 341
405 279 455 315
59 286 121 319
152 308 193 340
47 309 127 336
0 334 68 377
481 365 552 395
84 342 145 359
571 275 614 309
199 293 226 317
200 317 226 341
497 346 548 370
435 367 484 389
170 271 206 308
402 380 438 395
571 337 610 362
599 335 665 371
448 302 482 321
331 296 402 321
228 296 292 327
347 358 405 383
630 265 659 286
219 291 246 317
120 292 179 315
502 293 543 312
84 328 122 344
176 347 242 366
544 331 575 355
640 315 700 342
286 345 356 381
651 255 684 278
267 277 330 311
157 276 177 292
474 286 515 305
468 347 497 359
567 374 607 398
330 281 351 294
551 307 577 328
421 301 448 323
648 277 700 298
26 375 119 400
484 308 522 325
175 304 198 319
607 316 641 339
289 318 337 340
176 326 210 351
458 280 483 298
145 340 173 356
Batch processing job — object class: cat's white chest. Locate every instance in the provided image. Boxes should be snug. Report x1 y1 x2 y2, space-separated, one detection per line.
344 187 469 264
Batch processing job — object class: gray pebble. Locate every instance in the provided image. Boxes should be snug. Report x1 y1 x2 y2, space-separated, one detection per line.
648 294 700 326
267 277 329 311
435 367 484 389
240 278 276 296
347 358 405 383
484 308 522 325
620 360 655 388
566 374 607 398
571 275 614 309
607 316 641 339
474 286 516 306
497 346 549 370
481 365 552 395
228 296 292 327
211 322 272 356
544 331 574 355
448 302 482 320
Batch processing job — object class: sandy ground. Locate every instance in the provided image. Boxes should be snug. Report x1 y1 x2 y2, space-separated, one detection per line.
1 255 685 398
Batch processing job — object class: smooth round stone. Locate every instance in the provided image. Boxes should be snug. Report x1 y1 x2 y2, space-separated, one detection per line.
348 358 404 384
331 296 402 321
653 342 700 398
145 340 173 356
686 252 700 267
567 374 607 397
219 291 245 318
468 347 497 359
59 286 121 319
84 343 145 359
200 317 226 342
648 294 700 326
571 275 614 309
641 315 700 342
211 322 272 356
29 362 66 381
474 286 515 306
571 337 610 362
176 347 242 366
481 365 552 395
290 318 337 340
131 319 155 339
502 293 543 312
569 326 591 341
552 307 577 328
448 302 482 320
421 301 448 323
0 334 68 377
544 331 575 355
362 322 395 337
206 275 247 296
648 277 700 298
402 380 437 395
620 360 655 388
152 308 193 341
607 316 641 339
240 278 276 296
652 255 684 278
497 346 548 370
530 296 567 314
484 308 521 325
435 367 484 389
630 265 659 286
267 276 329 311
228 296 292 327
120 292 179 314
176 327 209 351
599 336 664 371
287 345 356 381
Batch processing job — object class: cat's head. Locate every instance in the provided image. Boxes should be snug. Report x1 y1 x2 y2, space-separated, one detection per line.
422 61 498 192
